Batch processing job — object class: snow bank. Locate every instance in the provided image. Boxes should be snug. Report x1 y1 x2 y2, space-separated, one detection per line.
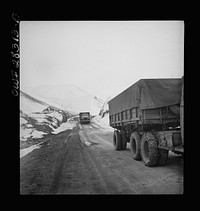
20 143 42 158
20 127 47 141
52 121 76 134
20 117 27 124
48 111 63 122
20 128 34 141
31 130 47 138
91 113 113 131
20 110 67 141
30 111 63 125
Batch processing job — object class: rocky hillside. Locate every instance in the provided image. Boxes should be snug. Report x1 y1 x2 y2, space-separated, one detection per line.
20 90 73 149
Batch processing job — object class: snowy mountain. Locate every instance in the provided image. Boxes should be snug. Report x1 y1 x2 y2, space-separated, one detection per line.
20 90 49 115
28 84 104 115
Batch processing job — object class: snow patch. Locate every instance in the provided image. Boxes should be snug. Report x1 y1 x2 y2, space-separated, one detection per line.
31 130 47 138
20 128 34 141
26 124 33 128
20 127 47 141
79 131 92 146
52 121 76 134
20 143 42 158
91 113 113 132
20 117 28 124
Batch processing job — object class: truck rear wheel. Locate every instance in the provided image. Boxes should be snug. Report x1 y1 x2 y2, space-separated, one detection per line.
158 149 168 165
121 133 127 150
140 132 158 167
113 130 122 150
130 132 141 160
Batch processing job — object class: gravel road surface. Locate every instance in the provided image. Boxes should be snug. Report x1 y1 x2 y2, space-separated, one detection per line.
20 121 183 194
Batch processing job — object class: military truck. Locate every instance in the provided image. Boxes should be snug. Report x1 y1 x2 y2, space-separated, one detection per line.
79 112 90 124
108 77 184 167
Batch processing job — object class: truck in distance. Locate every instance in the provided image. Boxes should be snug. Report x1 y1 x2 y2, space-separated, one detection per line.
108 77 184 167
79 112 90 124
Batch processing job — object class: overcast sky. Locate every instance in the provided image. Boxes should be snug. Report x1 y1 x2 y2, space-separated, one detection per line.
20 21 184 101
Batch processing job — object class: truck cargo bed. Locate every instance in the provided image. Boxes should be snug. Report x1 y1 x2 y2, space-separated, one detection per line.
108 78 182 129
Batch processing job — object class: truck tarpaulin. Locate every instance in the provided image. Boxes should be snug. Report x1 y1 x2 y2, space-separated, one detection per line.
108 78 182 115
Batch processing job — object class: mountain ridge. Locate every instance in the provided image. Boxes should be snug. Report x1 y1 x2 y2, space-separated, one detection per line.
26 83 105 115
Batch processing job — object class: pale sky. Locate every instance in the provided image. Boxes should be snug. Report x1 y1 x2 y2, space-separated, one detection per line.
20 21 184 101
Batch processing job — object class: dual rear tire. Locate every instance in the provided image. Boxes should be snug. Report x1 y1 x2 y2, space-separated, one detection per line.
113 130 127 150
130 132 141 160
114 131 168 167
140 132 169 166
140 132 159 167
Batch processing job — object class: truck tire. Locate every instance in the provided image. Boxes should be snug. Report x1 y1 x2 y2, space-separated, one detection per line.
157 149 169 166
113 130 122 150
121 133 127 150
140 132 158 167
130 132 141 160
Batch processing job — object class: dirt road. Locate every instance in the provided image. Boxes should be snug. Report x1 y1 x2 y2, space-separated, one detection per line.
20 121 183 194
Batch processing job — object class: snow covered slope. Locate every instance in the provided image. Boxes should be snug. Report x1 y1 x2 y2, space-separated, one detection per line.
28 84 104 115
91 98 113 131
20 90 72 148
99 97 110 118
20 91 48 115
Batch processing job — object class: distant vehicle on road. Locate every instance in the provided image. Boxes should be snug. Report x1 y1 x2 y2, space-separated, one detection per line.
79 112 90 124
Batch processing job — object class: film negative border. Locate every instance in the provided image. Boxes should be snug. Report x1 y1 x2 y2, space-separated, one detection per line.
11 13 20 96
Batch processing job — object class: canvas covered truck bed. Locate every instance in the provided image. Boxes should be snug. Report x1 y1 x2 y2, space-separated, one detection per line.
109 78 182 127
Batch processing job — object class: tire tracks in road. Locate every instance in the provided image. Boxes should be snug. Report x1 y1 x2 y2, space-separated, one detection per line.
49 127 80 194
55 126 107 194
79 123 113 148
78 127 133 193
78 124 154 194
85 146 135 193
50 124 131 194
85 140 154 194
89 122 101 130
61 126 126 194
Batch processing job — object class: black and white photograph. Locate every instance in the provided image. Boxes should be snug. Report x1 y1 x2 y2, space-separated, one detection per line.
19 20 184 194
